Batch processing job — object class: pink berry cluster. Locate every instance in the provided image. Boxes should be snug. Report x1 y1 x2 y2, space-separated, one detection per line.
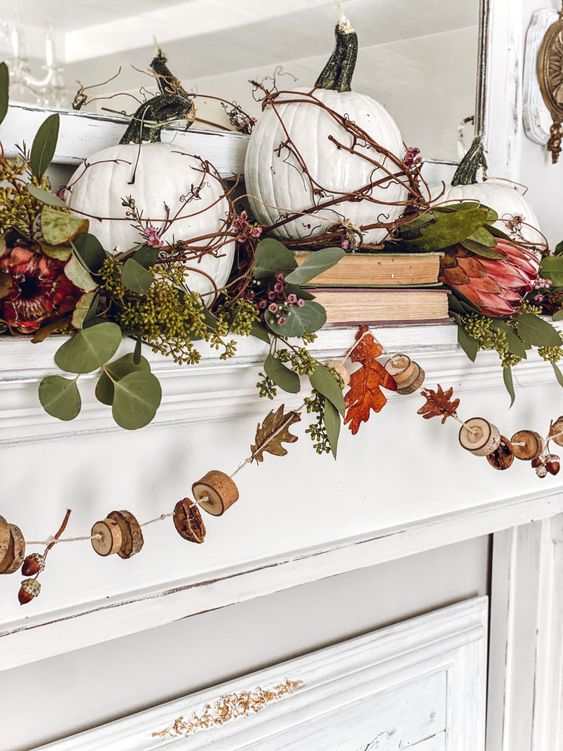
233 210 262 244
404 146 422 172
252 272 305 327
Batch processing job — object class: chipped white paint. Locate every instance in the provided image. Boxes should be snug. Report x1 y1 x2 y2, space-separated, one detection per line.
523 9 558 146
34 598 487 751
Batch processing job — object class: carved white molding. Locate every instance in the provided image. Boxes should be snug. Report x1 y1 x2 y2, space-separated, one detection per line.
0 324 559 448
487 513 563 750
34 598 487 751
523 9 557 147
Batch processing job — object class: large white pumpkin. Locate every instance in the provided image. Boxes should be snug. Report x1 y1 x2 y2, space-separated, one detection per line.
244 17 407 245
65 142 235 304
440 138 544 248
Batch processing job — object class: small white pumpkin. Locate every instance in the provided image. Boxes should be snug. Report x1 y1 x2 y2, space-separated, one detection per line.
65 141 234 304
244 16 407 245
440 137 544 248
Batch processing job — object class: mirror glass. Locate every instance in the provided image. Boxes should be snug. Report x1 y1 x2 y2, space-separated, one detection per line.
1 0 480 161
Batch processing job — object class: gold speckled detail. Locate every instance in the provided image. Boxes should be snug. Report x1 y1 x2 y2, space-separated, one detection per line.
152 677 303 739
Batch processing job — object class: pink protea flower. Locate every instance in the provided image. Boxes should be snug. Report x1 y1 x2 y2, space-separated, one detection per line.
439 239 540 317
0 242 83 334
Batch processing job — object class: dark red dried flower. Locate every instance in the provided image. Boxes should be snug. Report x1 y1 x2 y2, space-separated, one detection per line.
0 242 82 334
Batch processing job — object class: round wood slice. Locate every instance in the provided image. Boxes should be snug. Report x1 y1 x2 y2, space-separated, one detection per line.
487 436 515 471
0 516 10 569
192 471 239 516
173 499 206 543
459 417 501 456
384 354 411 378
511 430 543 461
91 518 123 557
0 524 26 574
550 417 563 447
396 364 425 395
108 510 144 559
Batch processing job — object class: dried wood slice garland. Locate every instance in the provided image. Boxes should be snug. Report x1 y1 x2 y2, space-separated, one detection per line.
0 516 10 566
384 354 425 395
0 524 26 574
511 430 543 461
487 436 515 471
173 499 206 543
192 471 239 516
108 510 144 559
91 517 124 557
459 417 501 457
550 416 563 447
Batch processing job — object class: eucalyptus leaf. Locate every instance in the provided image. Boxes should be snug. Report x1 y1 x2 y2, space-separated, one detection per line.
540 255 563 287
133 245 160 267
491 319 528 359
72 233 107 273
38 375 81 421
121 257 153 293
41 244 72 261
466 226 496 248
552 361 563 387
323 397 341 458
250 322 271 343
71 291 97 329
95 353 150 405
133 336 142 364
264 354 300 394
27 185 67 208
554 241 563 257
310 363 345 415
0 62 8 126
485 223 512 241
30 113 60 179
64 254 98 292
552 309 563 321
42 206 89 246
285 284 315 300
502 365 516 408
457 323 479 362
112 370 162 430
517 313 562 347
285 247 345 285
55 321 122 373
460 240 504 259
253 238 297 279
401 205 492 252
265 300 326 337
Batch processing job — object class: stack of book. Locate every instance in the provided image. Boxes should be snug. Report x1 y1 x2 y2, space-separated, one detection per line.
295 251 450 326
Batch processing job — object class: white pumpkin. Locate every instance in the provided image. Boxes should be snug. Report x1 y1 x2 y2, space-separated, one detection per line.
244 17 407 245
65 141 235 304
440 138 544 248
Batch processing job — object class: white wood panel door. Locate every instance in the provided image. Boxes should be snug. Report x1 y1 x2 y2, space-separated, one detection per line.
35 598 487 751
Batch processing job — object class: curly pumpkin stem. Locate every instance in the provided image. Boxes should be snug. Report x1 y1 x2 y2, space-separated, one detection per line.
451 136 488 186
120 49 195 145
315 16 358 93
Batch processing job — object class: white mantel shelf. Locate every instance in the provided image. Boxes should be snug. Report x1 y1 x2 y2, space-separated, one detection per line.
0 322 562 672
0 322 557 448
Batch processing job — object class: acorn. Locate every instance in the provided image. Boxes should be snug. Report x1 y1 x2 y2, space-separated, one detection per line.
545 454 560 476
22 553 45 577
18 578 41 605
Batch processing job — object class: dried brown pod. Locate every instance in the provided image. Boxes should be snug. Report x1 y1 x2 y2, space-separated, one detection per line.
487 436 515 471
459 417 501 457
417 385 460 424
0 524 26 575
108 510 144 559
173 499 206 543
511 430 543 461
192 471 239 516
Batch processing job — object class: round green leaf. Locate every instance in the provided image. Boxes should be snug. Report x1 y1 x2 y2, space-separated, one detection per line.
72 233 108 273
38 375 81 421
285 247 345 285
64 254 98 292
112 371 162 430
264 354 300 393
121 257 153 293
253 238 297 279
42 205 89 246
55 322 122 374
95 354 150 406
265 300 326 337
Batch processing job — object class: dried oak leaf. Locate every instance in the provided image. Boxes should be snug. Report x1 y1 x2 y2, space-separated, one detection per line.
417 384 460 424
251 404 301 463
344 326 397 435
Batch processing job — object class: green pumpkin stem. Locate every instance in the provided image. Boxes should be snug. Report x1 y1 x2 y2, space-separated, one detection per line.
120 49 194 145
315 17 358 93
451 136 488 186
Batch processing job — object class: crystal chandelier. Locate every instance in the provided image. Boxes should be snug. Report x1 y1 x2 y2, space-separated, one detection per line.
1 17 67 108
